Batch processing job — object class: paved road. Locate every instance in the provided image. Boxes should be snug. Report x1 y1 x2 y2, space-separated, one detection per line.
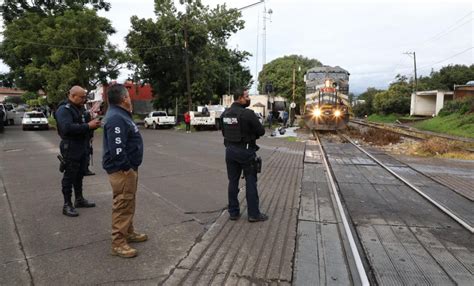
0 125 277 285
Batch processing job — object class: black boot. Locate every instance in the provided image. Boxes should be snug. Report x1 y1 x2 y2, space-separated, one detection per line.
75 197 96 208
63 203 79 217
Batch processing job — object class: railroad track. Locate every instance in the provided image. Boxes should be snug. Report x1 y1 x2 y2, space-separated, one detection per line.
298 130 474 285
350 119 474 151
337 132 473 234
311 130 370 286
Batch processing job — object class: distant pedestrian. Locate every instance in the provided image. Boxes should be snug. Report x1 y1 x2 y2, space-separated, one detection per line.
267 111 273 129
102 84 147 258
282 110 289 127
55 86 101 217
221 87 268 223
184 111 191 133
0 108 4 133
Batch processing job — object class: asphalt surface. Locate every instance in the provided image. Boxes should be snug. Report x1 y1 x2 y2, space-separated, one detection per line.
0 125 278 285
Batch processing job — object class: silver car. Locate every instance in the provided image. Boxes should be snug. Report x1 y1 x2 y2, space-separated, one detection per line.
22 111 49 130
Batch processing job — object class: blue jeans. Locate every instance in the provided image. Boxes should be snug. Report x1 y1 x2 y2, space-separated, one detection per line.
225 145 260 218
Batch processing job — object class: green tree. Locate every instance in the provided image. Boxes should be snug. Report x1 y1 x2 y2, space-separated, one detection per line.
38 97 48 106
27 99 39 107
1 0 110 24
0 7 124 103
126 0 252 111
21 91 38 102
4 96 23 105
258 55 322 105
0 73 15 88
352 87 381 117
427 64 474 90
373 90 410 115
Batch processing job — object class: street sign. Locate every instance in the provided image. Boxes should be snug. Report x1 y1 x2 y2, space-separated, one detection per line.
290 102 296 108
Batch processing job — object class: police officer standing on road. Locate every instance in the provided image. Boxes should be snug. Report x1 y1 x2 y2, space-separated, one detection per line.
221 87 268 222
102 84 146 258
56 86 101 217
83 108 96 176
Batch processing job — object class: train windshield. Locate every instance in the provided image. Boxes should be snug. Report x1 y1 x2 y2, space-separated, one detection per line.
317 93 337 105
307 72 348 82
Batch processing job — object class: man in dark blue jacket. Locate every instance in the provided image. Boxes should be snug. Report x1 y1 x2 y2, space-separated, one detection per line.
56 86 101 217
221 88 268 222
102 84 145 258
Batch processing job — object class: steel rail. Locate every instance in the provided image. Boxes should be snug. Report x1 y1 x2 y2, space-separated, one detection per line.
314 131 370 286
341 133 474 234
350 119 474 148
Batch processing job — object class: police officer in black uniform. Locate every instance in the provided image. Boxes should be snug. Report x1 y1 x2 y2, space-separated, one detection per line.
221 88 268 222
55 86 101 217
0 108 4 133
83 108 96 176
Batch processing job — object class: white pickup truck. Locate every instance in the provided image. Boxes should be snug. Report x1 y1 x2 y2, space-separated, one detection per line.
144 111 176 129
190 105 226 130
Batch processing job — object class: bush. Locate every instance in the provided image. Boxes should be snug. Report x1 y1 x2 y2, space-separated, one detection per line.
373 90 410 114
353 102 371 117
438 97 474 116
415 138 463 155
27 99 39 107
22 91 38 102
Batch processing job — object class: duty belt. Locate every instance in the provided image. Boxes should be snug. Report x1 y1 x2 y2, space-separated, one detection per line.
227 142 255 149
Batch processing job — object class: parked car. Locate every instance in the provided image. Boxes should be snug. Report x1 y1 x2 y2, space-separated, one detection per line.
0 108 4 132
143 111 176 129
0 103 11 126
22 111 49 130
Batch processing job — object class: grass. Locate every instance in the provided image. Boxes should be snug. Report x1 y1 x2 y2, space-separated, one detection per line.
407 137 474 160
366 113 401 123
48 116 57 128
414 113 474 139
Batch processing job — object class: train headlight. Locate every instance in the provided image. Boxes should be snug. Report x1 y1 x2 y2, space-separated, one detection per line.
334 110 341 117
312 108 321 117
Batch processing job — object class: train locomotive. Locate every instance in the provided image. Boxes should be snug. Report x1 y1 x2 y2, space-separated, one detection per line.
303 66 350 131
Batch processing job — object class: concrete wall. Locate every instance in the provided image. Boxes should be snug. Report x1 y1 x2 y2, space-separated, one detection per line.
411 93 436 116
411 90 453 116
438 92 453 115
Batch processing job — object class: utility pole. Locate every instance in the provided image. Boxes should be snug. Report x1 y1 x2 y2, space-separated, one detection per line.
261 2 272 94
184 18 192 112
228 67 231 97
404 51 418 93
180 0 193 112
291 63 296 126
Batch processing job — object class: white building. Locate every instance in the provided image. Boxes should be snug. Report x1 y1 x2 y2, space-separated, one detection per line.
410 90 453 117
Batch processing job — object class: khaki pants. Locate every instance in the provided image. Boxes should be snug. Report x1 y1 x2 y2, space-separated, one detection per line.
109 170 138 247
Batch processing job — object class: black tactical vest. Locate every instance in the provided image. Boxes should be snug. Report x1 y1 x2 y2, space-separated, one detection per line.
55 101 86 139
222 107 244 143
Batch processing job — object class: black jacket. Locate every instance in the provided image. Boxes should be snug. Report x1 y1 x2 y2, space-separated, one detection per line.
55 100 89 160
222 102 265 147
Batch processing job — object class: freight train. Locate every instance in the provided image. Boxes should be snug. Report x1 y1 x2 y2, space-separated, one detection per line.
303 66 350 131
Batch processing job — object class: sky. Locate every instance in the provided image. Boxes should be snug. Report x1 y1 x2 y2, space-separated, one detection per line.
1 0 473 94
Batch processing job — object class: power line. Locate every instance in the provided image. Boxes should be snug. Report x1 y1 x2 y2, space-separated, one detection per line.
417 46 473 71
416 16 473 48
420 11 473 45
0 39 180 51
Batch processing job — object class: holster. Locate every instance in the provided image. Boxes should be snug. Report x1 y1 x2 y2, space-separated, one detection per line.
254 156 262 173
57 154 67 173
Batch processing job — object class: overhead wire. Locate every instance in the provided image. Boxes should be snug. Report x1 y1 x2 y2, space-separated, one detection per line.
417 46 473 71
